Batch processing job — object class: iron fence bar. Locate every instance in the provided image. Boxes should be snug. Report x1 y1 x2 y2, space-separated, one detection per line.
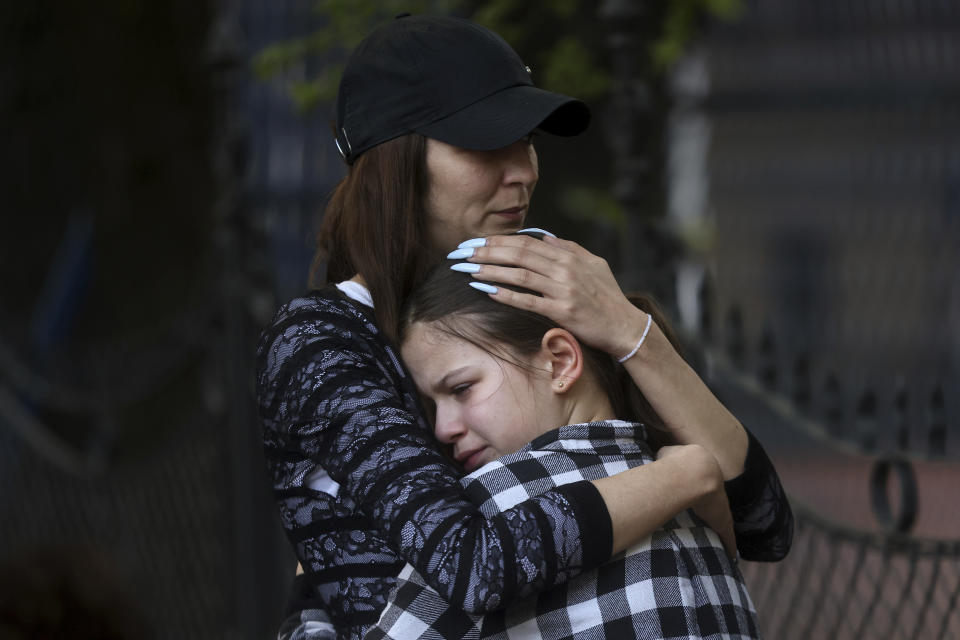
745 543 780 616
828 538 868 639
706 347 957 465
772 523 818 636
854 545 895 638
789 497 960 557
912 556 942 638
935 570 960 639
798 529 840 639
886 549 919 638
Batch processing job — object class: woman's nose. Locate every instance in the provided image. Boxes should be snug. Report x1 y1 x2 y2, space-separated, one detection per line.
500 139 538 188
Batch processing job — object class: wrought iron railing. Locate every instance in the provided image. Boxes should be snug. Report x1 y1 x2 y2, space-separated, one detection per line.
698 292 959 639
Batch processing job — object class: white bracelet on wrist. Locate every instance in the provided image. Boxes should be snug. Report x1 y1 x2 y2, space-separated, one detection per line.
618 313 653 364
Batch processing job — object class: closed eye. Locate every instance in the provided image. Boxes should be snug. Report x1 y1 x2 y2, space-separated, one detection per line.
450 382 472 398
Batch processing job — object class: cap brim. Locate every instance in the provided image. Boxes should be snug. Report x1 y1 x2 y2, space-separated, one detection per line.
414 85 590 151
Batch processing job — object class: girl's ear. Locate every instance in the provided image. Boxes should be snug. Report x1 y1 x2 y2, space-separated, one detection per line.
540 328 584 394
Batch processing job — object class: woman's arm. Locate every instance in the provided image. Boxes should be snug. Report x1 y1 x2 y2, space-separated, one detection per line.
618 317 748 479
450 233 747 472
614 320 792 560
599 307 792 560
723 428 794 560
453 233 793 559
259 292 705 614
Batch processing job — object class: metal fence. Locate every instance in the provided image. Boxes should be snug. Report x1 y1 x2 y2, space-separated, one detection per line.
686 1 960 637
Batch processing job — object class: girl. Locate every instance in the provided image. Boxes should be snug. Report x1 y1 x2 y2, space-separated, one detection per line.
258 14 791 640
364 254 762 639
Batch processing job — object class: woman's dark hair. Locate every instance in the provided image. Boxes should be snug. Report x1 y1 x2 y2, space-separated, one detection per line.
311 133 435 344
399 261 683 444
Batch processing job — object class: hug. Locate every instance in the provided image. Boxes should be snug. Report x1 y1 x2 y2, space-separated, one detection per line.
256 13 792 640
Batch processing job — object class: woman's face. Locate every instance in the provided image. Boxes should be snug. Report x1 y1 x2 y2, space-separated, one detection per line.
401 321 562 473
423 137 539 253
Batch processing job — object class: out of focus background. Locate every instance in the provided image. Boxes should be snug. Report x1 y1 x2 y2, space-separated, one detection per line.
1 0 957 638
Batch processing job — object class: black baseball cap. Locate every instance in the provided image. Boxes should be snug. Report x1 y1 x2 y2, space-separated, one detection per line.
334 14 590 163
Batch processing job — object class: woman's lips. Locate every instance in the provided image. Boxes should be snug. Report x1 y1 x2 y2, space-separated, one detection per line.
492 206 526 220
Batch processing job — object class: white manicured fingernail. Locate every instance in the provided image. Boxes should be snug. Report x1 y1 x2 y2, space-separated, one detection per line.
450 263 481 273
457 237 487 249
447 248 475 260
469 282 498 294
518 227 556 237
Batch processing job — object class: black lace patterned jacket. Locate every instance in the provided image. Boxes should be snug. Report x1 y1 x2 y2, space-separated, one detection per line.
258 289 613 640
258 288 792 640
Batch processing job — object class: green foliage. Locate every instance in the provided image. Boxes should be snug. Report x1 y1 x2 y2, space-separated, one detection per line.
540 35 611 102
251 0 748 242
652 0 743 69
252 0 460 110
468 0 524 46
557 186 626 231
465 0 611 102
253 0 744 111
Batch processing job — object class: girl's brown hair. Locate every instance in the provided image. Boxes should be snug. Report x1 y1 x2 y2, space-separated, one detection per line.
399 260 683 445
311 133 435 344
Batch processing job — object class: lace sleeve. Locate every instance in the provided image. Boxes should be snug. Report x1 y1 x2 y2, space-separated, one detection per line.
724 428 794 561
257 294 612 614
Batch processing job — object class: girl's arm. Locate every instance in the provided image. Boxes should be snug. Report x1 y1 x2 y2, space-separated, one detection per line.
596 442 735 555
258 293 719 615
276 571 336 640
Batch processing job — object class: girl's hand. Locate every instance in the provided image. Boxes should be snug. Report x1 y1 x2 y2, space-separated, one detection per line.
449 233 648 359
656 445 737 559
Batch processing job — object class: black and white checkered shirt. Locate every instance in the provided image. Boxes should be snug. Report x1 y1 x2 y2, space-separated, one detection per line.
365 420 761 639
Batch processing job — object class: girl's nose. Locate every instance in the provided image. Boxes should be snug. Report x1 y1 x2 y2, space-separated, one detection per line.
434 405 466 444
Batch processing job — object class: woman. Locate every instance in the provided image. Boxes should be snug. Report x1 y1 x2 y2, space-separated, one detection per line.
365 258 760 638
257 14 791 640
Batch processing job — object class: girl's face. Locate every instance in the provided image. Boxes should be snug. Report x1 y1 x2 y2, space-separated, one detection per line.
423 137 539 253
401 321 564 473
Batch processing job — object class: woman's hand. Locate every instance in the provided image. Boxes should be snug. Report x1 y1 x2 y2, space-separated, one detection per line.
656 444 736 558
450 233 647 360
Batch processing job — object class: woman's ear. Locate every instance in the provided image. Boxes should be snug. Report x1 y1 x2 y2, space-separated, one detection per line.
540 328 584 394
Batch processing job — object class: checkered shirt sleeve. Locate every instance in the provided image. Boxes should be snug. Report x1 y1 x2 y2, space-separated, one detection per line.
278 607 337 640
365 421 761 639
